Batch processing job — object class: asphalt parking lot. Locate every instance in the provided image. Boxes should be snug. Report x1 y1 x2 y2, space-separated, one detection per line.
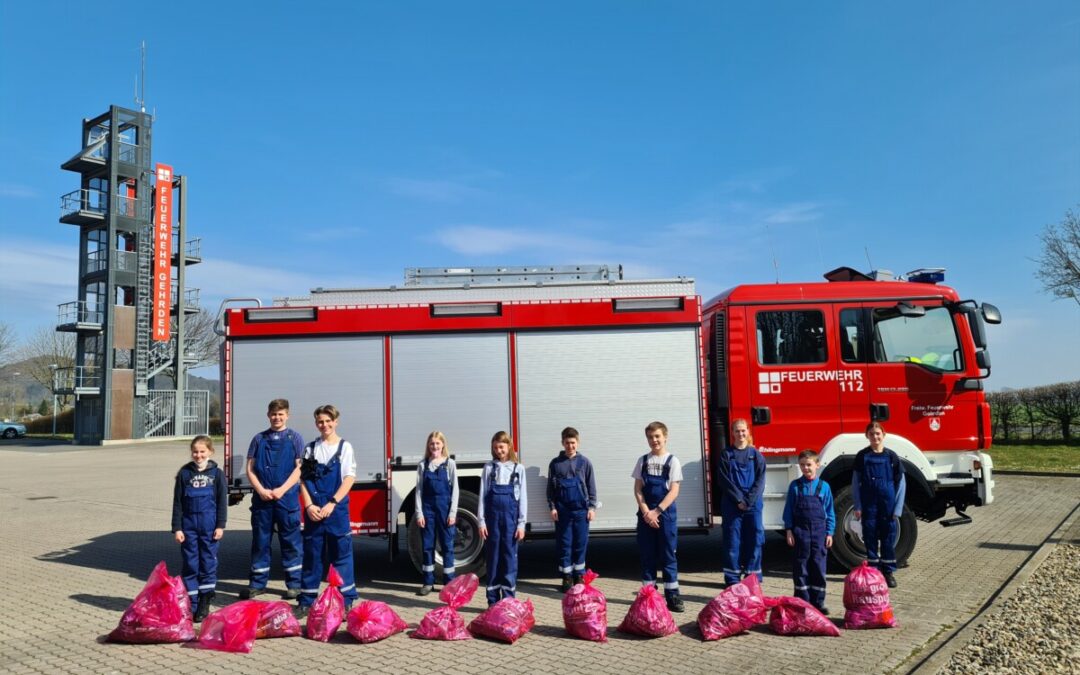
1 438 1077 674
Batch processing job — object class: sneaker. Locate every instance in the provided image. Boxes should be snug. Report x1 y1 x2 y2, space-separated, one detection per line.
239 587 265 600
560 575 574 592
417 585 434 596
194 592 214 622
884 572 898 588
294 604 310 619
666 596 685 613
284 588 301 600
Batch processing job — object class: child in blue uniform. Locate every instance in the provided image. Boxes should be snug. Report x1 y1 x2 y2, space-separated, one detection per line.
547 426 598 592
633 421 685 613
479 430 527 606
853 421 906 588
243 398 304 599
297 404 358 616
172 435 227 622
715 418 766 586
783 450 835 614
415 430 459 596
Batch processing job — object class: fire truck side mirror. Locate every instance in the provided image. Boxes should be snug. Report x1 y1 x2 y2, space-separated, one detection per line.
980 303 1002 324
975 350 991 370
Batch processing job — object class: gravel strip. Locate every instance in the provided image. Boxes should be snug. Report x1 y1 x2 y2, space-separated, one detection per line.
937 544 1080 674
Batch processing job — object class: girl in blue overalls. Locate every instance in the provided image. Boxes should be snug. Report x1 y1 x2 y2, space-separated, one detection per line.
633 421 685 613
171 435 227 622
415 430 459 596
853 421 906 588
479 430 527 606
783 449 835 613
715 418 766 587
297 404 359 616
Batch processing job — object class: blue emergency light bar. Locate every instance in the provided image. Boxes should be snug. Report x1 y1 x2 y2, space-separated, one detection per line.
906 268 946 284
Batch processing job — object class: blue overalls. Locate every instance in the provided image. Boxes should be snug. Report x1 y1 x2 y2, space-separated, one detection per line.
719 448 764 585
554 459 589 577
420 459 456 586
860 453 898 574
636 454 679 599
484 463 520 606
299 441 358 607
250 431 303 591
180 467 219 602
792 478 828 609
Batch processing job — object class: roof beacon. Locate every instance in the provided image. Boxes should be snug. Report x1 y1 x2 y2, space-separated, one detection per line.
906 268 946 284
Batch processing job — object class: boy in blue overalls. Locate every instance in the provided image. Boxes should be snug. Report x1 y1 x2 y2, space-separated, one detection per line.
715 418 766 587
172 435 227 621
297 404 358 616
633 421 684 612
479 430 528 606
783 449 835 614
547 426 598 592
242 398 304 599
853 421 906 588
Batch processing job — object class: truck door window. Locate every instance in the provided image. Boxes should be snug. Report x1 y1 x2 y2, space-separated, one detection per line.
872 306 962 371
838 308 867 363
756 310 827 365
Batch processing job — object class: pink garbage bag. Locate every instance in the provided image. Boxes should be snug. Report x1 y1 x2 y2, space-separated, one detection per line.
108 561 196 644
562 569 608 642
256 600 301 639
768 596 841 637
306 565 345 642
439 573 479 608
347 601 408 643
468 597 535 643
697 574 769 640
617 584 678 638
411 606 471 641
843 561 897 629
197 601 262 653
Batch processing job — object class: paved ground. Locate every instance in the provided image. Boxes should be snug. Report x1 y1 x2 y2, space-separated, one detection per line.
1 438 1077 675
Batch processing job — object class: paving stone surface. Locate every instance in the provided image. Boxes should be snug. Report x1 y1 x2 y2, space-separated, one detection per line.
1 439 1076 674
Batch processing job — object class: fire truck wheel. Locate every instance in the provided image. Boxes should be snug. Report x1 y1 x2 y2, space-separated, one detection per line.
407 490 486 578
829 483 918 571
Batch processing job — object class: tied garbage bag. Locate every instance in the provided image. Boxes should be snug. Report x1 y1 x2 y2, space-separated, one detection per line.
697 574 769 640
306 565 346 642
562 569 608 642
768 596 840 637
108 561 195 644
347 601 408 643
617 584 677 638
256 601 301 639
468 597 535 643
198 601 262 653
412 573 479 641
843 561 897 629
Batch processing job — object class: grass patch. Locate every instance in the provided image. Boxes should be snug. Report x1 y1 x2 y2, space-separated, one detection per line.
988 443 1080 473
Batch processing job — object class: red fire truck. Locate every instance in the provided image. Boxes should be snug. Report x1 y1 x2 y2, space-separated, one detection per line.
220 265 1000 573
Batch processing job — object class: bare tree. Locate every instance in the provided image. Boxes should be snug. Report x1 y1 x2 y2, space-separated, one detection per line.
15 327 76 392
1014 387 1042 439
0 322 14 366
987 390 1018 441
183 308 224 367
1031 381 1080 440
1035 207 1080 307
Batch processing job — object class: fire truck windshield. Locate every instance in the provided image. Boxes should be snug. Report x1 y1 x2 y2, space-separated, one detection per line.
872 306 962 372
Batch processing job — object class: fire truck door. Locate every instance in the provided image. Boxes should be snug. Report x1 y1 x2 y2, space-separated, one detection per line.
836 306 871 434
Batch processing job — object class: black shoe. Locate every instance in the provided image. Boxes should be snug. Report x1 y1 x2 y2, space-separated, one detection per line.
572 573 583 587
417 585 434 596
294 604 310 619
284 587 300 600
666 596 685 613
194 592 214 622
884 572 898 588
560 575 574 592
239 587 265 600
816 605 830 616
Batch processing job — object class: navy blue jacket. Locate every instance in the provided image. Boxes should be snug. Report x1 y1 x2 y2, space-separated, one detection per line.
171 460 228 531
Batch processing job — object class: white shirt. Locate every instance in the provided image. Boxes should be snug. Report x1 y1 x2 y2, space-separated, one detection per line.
631 452 683 491
306 438 356 478
478 461 527 529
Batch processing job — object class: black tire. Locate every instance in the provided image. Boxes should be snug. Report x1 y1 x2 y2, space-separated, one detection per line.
2 428 16 439
407 490 485 578
829 482 918 571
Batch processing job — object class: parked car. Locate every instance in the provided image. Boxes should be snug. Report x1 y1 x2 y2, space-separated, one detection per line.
1 421 27 439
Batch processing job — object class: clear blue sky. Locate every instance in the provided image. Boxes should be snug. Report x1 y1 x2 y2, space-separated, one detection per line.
1 1 1078 389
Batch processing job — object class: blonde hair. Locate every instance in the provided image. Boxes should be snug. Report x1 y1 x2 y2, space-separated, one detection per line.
313 404 340 420
490 430 519 462
426 431 449 459
190 435 215 454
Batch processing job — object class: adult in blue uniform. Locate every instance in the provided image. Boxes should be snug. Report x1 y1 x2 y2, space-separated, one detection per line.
853 421 907 588
172 435 227 621
243 398 304 599
547 426 597 591
715 418 766 586
479 431 527 606
297 404 359 615
415 430 459 595
783 449 835 613
633 421 685 613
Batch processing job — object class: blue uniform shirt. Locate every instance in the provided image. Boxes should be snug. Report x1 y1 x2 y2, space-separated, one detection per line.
546 451 598 511
782 476 836 535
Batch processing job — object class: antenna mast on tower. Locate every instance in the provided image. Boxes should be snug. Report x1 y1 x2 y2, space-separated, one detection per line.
135 40 146 113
